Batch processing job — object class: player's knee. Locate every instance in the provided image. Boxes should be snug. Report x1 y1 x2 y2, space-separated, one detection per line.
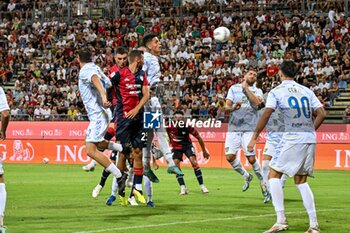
85 144 96 156
226 154 236 162
247 156 256 164
190 159 198 168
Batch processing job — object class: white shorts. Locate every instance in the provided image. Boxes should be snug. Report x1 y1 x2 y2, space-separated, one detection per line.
263 141 278 157
225 132 255 156
270 143 316 177
0 157 3 176
86 111 110 143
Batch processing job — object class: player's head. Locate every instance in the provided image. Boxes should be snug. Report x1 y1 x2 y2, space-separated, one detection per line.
244 70 257 86
279 60 297 80
143 33 161 55
128 49 144 69
173 110 185 122
115 47 128 69
77 48 92 64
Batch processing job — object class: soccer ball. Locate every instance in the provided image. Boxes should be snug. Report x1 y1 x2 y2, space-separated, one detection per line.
43 157 49 164
213 26 230 43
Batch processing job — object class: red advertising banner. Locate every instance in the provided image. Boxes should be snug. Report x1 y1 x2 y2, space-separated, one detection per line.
0 140 349 170
4 122 350 144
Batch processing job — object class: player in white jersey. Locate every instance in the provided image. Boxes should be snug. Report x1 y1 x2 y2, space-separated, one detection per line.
0 86 10 233
225 70 268 199
261 99 287 204
248 60 326 233
141 34 183 183
77 48 124 181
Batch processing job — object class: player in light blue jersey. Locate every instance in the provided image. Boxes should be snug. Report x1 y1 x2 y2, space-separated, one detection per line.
0 86 10 232
78 48 125 181
224 70 269 200
261 97 287 204
141 34 183 185
248 60 326 233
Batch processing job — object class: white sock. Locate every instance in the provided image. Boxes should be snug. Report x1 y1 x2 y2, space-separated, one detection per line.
297 183 318 228
111 176 118 196
108 142 122 152
252 160 264 181
262 160 270 190
230 158 250 179
106 163 122 178
0 183 6 226
281 174 287 188
156 131 175 167
142 147 151 171
143 175 152 202
269 178 286 224
135 183 142 191
180 185 186 189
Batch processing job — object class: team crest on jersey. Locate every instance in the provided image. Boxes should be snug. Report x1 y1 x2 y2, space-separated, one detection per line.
225 147 230 153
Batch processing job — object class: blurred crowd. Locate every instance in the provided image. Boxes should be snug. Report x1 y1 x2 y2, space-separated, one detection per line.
0 0 350 121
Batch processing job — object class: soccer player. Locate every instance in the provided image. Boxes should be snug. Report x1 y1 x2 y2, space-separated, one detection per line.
224 70 268 198
261 101 287 204
110 49 150 205
77 48 124 183
87 47 130 200
166 111 210 195
0 85 10 232
248 60 326 233
141 34 183 183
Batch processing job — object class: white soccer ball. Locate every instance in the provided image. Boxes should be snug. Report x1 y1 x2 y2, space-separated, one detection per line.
43 157 49 164
214 26 230 43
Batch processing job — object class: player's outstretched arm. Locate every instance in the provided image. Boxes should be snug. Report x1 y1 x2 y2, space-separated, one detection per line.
0 110 10 140
313 107 326 130
91 75 111 109
126 86 150 119
247 108 274 153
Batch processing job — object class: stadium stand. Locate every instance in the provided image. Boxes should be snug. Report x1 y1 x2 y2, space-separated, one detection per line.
0 0 349 123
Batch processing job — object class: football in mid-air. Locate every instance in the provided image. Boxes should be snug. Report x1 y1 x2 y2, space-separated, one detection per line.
214 26 230 43
43 157 49 164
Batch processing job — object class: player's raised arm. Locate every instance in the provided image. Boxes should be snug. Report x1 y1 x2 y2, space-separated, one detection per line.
91 75 111 109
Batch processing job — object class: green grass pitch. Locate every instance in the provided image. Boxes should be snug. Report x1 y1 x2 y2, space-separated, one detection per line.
4 164 350 233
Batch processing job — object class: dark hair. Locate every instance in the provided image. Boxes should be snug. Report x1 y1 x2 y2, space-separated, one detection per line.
174 110 184 115
128 50 143 64
143 33 157 47
78 48 92 63
279 60 297 78
115 47 128 55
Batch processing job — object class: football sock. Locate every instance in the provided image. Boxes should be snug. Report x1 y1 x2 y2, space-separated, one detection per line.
0 183 6 226
297 183 318 228
142 147 151 172
230 158 250 179
143 175 153 202
252 161 264 181
262 160 270 190
99 169 111 187
133 167 143 193
106 163 122 178
176 174 185 186
156 131 175 167
108 142 122 152
111 176 117 196
193 166 203 185
269 178 286 224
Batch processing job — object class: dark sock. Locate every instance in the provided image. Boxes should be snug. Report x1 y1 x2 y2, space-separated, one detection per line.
117 172 128 197
194 168 203 185
99 169 111 187
176 174 185 186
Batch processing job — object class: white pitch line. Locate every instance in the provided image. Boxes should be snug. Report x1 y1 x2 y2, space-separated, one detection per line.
74 208 350 233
